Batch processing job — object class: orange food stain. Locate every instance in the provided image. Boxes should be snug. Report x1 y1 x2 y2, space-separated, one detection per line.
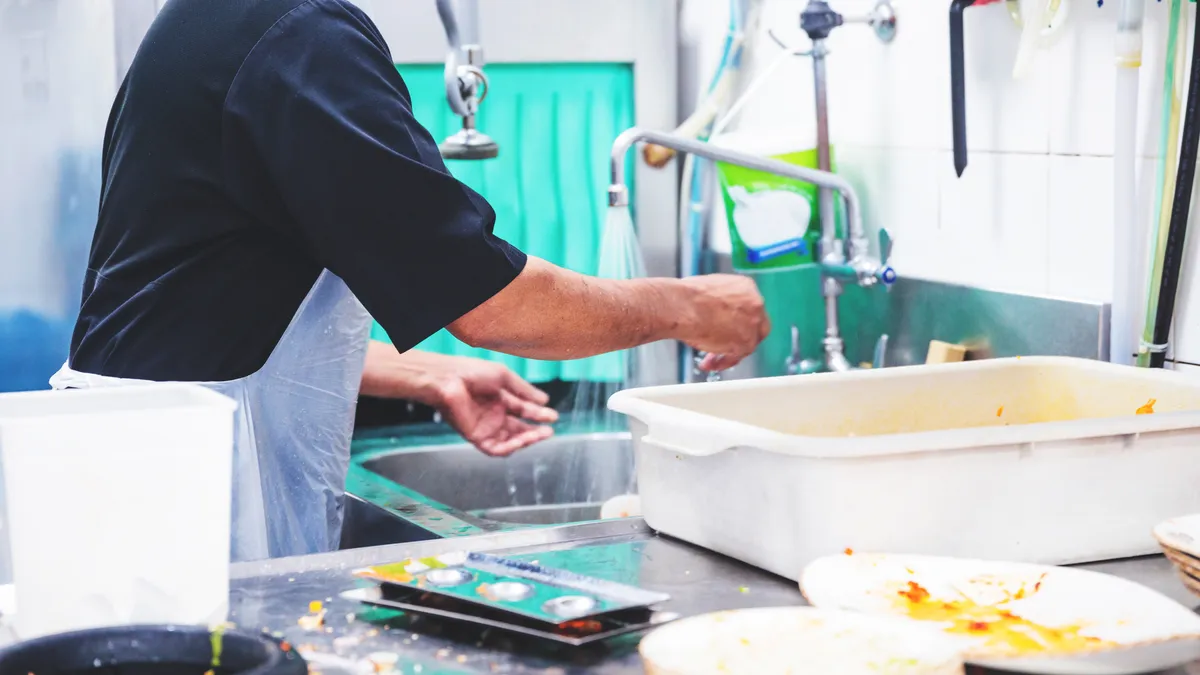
557 619 604 637
892 580 1111 656
844 548 854 556
997 405 1004 417
899 581 930 604
1136 399 1157 415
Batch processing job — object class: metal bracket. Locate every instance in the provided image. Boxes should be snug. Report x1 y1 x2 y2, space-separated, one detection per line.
843 0 898 44
771 0 897 53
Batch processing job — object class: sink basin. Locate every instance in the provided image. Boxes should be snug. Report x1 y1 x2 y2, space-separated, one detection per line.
356 431 635 527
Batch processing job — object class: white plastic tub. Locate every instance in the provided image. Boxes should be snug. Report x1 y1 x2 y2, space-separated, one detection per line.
0 384 236 639
608 357 1200 581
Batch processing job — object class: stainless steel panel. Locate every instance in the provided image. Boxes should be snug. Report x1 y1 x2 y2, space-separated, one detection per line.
706 253 1109 381
882 276 1111 366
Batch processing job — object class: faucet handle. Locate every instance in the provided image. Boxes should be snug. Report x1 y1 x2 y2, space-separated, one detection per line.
878 228 894 266
785 325 803 375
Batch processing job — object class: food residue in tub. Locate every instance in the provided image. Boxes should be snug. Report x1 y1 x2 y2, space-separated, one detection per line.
891 577 1111 655
844 548 854 556
738 586 749 594
996 405 1004 417
1136 398 1157 415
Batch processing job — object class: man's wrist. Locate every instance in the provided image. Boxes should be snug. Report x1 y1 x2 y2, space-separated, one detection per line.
649 278 697 345
362 343 449 406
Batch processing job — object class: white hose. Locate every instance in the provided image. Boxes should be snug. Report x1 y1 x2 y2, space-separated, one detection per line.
711 47 796 139
1112 0 1145 365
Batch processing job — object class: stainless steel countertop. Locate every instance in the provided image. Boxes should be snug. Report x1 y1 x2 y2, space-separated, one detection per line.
228 519 1200 675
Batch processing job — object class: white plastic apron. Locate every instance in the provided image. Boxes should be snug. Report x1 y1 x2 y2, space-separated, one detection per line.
51 271 371 562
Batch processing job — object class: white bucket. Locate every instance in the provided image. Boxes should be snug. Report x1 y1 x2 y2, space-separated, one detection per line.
0 384 236 639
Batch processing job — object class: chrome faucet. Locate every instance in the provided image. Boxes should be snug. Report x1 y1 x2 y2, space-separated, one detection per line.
608 128 896 375
435 0 498 160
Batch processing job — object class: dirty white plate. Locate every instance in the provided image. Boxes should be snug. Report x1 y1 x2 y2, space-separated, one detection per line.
1156 544 1200 599
639 605 964 675
1155 514 1200 559
800 553 1200 675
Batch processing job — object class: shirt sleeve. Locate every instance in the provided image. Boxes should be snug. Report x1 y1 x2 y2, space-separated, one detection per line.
221 0 526 351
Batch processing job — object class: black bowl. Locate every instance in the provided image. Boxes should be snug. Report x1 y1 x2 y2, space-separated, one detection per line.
0 625 307 675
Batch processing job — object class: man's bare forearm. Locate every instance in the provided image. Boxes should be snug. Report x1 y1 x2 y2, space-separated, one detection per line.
359 341 445 403
448 256 697 360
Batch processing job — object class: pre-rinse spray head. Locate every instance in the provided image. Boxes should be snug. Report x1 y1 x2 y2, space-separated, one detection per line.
436 0 498 161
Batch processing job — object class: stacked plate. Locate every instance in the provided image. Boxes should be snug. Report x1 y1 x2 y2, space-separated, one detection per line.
1154 514 1200 598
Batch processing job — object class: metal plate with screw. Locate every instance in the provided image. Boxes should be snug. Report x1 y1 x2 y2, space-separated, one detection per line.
488 581 534 601
354 551 669 626
424 567 474 587
543 595 598 618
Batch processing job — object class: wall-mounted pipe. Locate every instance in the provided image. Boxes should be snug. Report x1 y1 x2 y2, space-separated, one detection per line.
1138 0 1187 367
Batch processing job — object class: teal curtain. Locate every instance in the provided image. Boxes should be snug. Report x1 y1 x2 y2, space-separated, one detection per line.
369 63 635 384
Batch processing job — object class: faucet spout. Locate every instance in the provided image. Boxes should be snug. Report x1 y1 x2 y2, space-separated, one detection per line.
608 128 890 287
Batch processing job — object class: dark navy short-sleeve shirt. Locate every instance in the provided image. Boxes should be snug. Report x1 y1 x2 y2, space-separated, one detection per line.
69 0 526 381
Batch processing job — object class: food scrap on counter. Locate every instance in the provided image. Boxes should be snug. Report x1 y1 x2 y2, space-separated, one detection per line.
996 405 1004 417
844 548 854 556
1137 398 1157 415
368 651 400 674
298 601 327 631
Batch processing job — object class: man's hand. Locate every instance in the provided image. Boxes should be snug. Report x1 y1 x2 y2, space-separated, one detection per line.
361 342 558 457
678 274 771 371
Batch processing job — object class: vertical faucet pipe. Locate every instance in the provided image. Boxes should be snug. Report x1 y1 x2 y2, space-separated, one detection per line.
435 0 471 118
808 39 849 372
457 0 481 46
1112 0 1145 365
811 40 840 266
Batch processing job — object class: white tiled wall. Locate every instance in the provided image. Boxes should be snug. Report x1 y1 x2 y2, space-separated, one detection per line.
682 0 1200 363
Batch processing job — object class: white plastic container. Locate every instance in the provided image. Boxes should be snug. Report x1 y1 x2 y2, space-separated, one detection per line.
608 357 1200 581
0 384 236 639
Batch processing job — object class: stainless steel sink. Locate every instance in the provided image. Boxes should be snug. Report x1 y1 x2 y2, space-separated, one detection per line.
354 431 635 533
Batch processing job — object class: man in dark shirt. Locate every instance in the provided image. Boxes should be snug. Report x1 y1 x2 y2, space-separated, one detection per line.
56 0 769 560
